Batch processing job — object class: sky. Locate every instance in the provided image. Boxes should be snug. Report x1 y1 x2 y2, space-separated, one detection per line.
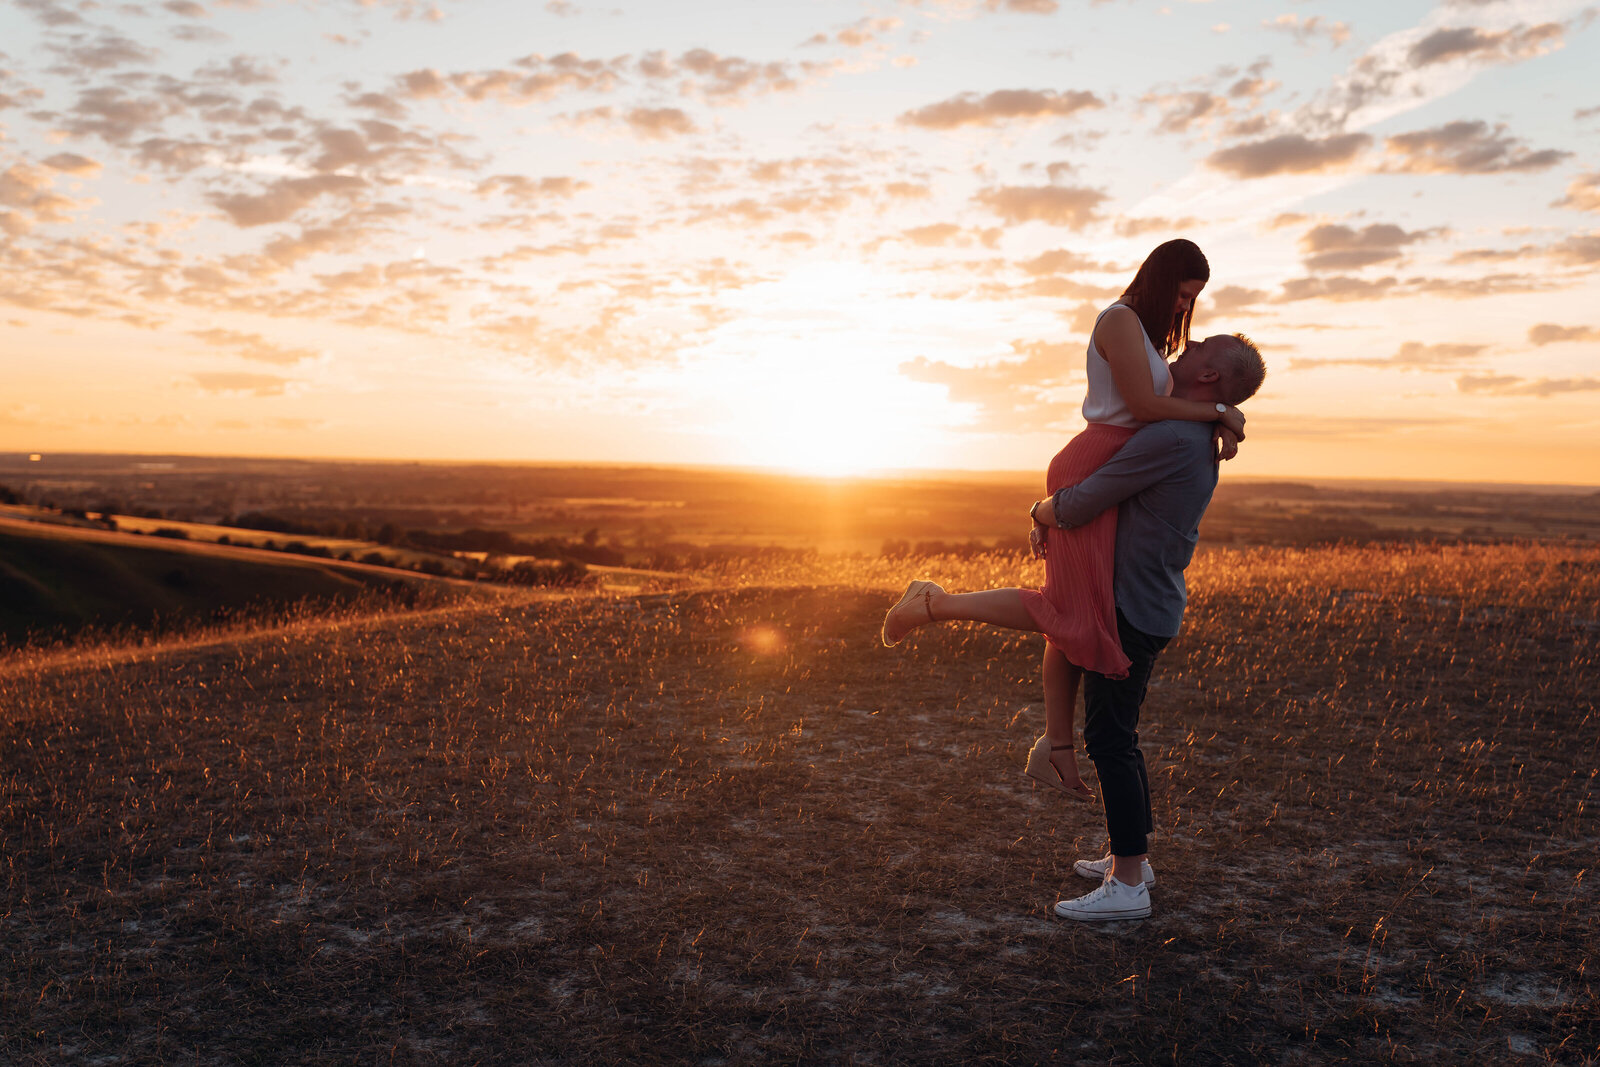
2 0 1598 483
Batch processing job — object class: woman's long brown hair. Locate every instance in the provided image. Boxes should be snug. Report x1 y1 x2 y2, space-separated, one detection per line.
1119 238 1210 357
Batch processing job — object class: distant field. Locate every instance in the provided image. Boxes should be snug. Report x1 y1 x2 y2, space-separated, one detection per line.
1 543 1595 1062
4 455 1597 558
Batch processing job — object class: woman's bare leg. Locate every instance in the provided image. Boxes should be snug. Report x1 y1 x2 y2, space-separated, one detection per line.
927 588 1040 631
1042 645 1093 796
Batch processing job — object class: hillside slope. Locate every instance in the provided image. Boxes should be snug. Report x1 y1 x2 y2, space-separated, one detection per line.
0 518 426 645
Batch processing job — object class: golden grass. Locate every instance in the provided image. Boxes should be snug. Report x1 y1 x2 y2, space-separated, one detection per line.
1 543 1595 1063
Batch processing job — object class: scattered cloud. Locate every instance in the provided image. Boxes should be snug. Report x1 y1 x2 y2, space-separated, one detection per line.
190 327 318 365
1528 323 1600 345
1290 340 1486 371
1383 120 1569 174
1262 14 1351 48
1407 23 1565 67
1457 374 1600 397
41 152 101 175
900 223 963 247
806 16 902 48
1115 216 1199 239
1298 222 1439 271
1141 91 1231 135
476 174 587 203
190 371 293 396
1208 286 1270 313
210 174 367 227
899 338 1079 433
976 185 1106 228
1277 275 1398 302
1550 233 1600 263
899 89 1103 129
1015 248 1119 275
1554 172 1600 213
46 32 159 71
1206 132 1371 178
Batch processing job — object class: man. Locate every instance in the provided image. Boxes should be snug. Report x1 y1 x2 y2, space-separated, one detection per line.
1030 332 1266 922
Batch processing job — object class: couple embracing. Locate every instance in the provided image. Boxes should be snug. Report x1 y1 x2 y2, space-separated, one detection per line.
882 239 1267 923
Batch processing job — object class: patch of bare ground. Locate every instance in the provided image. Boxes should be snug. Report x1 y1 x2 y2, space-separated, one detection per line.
1 545 1596 1063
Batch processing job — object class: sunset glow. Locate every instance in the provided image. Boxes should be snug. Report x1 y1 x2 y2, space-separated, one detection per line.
2 0 1598 483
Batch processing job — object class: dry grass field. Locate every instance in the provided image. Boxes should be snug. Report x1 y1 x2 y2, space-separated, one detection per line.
2 543 1596 1064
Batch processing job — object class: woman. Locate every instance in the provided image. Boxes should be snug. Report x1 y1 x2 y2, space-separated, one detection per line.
881 239 1245 801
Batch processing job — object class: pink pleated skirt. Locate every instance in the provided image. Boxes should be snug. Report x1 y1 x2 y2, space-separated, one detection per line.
1018 423 1135 679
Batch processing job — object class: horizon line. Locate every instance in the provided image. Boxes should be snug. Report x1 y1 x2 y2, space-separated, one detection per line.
3 449 1598 494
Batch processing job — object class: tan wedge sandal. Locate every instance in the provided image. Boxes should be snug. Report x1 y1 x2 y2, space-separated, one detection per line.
1025 734 1095 803
881 579 943 647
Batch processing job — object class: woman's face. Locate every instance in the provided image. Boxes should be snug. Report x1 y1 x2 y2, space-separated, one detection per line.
1174 278 1206 316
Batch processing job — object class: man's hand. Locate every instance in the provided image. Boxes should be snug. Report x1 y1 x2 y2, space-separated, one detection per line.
1213 425 1241 462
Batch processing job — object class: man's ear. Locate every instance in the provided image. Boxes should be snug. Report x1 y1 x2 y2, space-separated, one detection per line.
1197 367 1221 383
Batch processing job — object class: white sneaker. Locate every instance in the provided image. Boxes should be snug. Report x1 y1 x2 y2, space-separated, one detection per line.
1073 854 1155 887
1053 877 1151 922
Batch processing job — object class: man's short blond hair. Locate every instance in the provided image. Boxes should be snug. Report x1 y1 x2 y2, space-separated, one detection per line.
1213 333 1265 405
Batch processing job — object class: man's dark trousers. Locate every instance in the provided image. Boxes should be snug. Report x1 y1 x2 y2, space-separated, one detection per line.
1083 609 1172 857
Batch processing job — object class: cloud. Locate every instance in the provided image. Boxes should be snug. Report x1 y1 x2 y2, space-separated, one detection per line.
1554 172 1600 213
195 54 280 86
397 54 625 104
1141 91 1231 135
191 371 293 396
41 152 101 175
1528 323 1600 345
46 32 160 71
901 223 963 246
807 16 902 48
1115 216 1198 238
15 0 85 27
899 338 1079 433
62 87 179 144
902 0 1060 14
1382 120 1569 174
1298 222 1438 271
1404 273 1553 298
1290 341 1486 372
1016 248 1119 275
0 163 91 225
1263 14 1351 48
1296 13 1577 135
1407 23 1565 67
1207 286 1269 313
976 185 1106 228
1390 341 1488 365
1277 275 1399 302
1549 234 1600 264
210 174 367 227
625 106 698 139
883 181 931 199
190 328 318 365
1206 132 1371 178
1457 374 1600 397
899 88 1103 129
476 174 587 203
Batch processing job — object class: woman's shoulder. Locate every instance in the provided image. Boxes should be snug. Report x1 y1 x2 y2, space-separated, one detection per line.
1091 303 1138 336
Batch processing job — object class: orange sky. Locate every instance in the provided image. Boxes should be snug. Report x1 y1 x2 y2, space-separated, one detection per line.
2 0 1598 484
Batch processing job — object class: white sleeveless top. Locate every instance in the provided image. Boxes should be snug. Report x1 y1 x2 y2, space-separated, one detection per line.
1081 303 1171 429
